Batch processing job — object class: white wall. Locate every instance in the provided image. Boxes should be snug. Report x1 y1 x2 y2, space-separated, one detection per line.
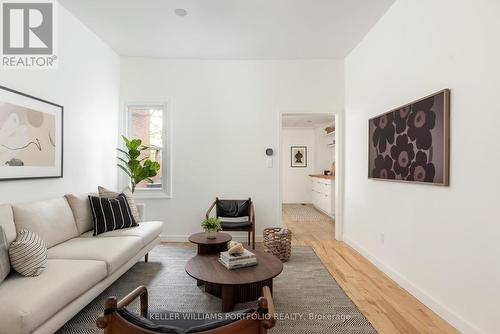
314 125 335 172
120 58 343 240
344 1 499 333
0 4 120 204
281 128 315 203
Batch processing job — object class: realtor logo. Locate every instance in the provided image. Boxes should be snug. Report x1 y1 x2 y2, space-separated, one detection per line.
1 0 58 68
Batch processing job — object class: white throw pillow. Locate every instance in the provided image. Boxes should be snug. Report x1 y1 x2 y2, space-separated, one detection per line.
98 186 141 223
9 229 47 277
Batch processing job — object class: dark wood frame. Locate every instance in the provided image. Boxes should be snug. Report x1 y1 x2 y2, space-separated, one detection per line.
206 198 255 250
188 232 232 255
0 84 64 181
368 89 450 186
96 285 276 334
290 146 307 168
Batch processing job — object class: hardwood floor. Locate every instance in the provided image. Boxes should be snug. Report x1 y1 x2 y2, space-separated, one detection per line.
282 205 459 334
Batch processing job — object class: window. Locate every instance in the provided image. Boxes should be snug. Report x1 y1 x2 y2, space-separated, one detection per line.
123 103 171 198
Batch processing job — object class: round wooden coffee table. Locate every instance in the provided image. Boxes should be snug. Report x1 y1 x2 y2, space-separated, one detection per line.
185 250 283 312
188 232 232 255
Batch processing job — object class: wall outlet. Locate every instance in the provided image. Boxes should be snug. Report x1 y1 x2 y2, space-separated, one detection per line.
380 233 385 244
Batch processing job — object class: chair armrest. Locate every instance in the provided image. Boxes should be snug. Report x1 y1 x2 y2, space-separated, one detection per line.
258 286 276 329
206 201 216 219
250 201 255 223
262 286 275 316
96 286 149 329
118 285 149 317
136 203 146 222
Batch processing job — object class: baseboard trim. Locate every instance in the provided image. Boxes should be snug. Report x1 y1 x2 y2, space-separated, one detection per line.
344 236 483 334
160 234 264 243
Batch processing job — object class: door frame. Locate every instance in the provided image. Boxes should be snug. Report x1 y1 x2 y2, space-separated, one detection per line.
277 111 344 241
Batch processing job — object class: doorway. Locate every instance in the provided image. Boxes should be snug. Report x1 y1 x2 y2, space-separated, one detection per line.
278 113 338 242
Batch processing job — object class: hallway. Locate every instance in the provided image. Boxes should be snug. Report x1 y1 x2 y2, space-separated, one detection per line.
282 203 335 241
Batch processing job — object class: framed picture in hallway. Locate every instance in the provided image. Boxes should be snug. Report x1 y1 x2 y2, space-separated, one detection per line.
291 146 307 168
0 85 64 181
368 89 450 186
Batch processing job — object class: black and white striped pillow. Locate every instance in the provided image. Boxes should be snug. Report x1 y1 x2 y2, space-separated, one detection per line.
9 229 47 277
89 193 138 236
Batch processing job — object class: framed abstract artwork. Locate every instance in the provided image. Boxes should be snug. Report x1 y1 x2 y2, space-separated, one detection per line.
368 89 450 185
0 85 63 181
291 146 307 168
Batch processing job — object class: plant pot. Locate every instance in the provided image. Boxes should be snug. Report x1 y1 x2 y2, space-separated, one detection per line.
205 230 217 239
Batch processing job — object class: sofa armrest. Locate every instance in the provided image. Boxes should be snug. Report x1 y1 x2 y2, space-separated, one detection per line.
136 203 145 222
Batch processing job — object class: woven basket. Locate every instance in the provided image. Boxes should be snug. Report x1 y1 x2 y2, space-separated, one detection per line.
263 227 292 262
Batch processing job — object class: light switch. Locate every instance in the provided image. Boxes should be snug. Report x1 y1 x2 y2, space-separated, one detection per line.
266 157 273 168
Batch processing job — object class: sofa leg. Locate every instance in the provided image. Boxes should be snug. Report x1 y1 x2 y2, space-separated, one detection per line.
144 253 149 263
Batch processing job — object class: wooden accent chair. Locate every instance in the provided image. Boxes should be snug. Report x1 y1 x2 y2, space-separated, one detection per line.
206 198 255 249
96 285 276 334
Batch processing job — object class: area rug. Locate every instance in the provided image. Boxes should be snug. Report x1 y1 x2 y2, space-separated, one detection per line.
283 204 333 223
57 245 377 334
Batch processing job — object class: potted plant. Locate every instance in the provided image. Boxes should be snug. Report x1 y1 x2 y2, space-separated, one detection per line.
201 217 221 239
117 136 161 193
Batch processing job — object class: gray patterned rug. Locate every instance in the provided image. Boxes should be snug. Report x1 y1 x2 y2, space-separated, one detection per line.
283 204 333 222
57 245 377 333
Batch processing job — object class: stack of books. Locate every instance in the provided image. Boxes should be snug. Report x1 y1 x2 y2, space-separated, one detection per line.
219 249 257 270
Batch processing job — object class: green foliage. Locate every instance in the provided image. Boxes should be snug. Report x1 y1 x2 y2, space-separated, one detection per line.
201 217 221 231
117 136 161 192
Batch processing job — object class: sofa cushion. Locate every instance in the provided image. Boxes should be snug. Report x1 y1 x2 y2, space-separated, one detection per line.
12 198 79 248
47 236 142 274
99 186 142 222
0 259 107 334
0 226 10 283
65 193 97 234
80 221 163 247
0 204 16 244
9 229 47 277
89 194 138 235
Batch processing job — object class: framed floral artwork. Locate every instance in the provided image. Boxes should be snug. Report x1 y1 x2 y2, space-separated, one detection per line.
368 89 450 185
0 85 63 181
291 146 307 168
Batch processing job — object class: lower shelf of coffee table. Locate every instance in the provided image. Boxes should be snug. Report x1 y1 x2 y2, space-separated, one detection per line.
197 279 274 312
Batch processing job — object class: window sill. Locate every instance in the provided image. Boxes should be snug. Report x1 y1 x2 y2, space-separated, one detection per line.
133 191 171 200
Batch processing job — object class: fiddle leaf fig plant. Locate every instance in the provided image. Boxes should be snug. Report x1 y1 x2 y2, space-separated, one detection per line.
117 136 161 192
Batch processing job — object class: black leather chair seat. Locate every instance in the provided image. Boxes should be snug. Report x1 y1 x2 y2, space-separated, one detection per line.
220 221 251 228
117 308 254 334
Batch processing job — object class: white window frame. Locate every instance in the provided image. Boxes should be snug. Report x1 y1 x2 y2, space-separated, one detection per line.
120 102 173 199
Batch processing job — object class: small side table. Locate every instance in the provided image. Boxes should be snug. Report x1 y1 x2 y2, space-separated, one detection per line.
188 232 232 255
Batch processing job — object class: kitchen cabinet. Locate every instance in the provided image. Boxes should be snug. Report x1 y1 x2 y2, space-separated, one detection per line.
310 175 335 217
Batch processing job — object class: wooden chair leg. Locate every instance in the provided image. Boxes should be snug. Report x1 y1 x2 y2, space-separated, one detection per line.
248 231 251 246
144 253 149 263
252 231 255 250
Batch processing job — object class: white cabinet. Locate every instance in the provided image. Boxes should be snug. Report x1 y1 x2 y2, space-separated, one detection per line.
310 177 335 217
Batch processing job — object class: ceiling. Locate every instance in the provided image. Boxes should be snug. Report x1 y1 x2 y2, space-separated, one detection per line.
59 0 394 59
282 114 334 128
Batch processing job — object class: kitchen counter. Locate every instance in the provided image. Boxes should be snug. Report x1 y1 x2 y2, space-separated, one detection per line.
309 174 335 180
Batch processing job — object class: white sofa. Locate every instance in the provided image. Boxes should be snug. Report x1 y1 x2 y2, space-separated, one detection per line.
0 195 163 334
